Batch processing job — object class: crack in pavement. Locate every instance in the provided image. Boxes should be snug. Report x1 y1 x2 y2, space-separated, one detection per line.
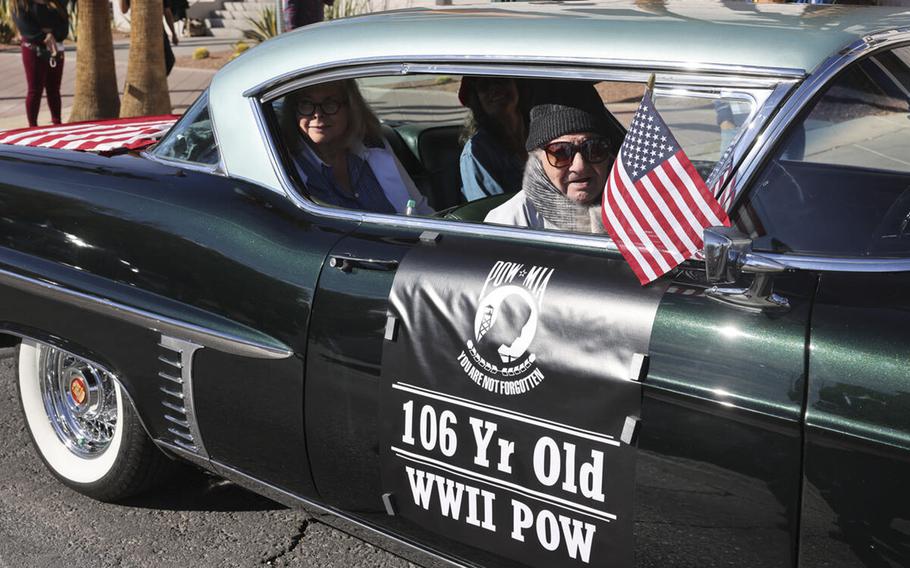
262 520 310 565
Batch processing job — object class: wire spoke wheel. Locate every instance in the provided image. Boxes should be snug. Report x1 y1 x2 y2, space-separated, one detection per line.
17 339 177 501
39 346 118 458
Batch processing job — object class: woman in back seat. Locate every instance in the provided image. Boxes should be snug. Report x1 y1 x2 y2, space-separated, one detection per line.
458 77 528 202
282 79 432 215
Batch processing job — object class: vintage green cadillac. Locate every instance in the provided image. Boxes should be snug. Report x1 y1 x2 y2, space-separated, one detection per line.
0 1 908 566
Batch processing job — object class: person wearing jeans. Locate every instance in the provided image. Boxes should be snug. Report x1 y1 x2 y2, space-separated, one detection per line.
11 0 68 127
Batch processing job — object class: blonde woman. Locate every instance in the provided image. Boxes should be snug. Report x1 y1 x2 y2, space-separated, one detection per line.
284 79 431 215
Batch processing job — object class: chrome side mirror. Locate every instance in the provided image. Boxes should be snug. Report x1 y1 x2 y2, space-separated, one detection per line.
703 227 790 313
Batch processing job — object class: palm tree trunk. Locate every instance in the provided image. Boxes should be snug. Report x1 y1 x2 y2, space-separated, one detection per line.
120 0 170 117
69 0 120 122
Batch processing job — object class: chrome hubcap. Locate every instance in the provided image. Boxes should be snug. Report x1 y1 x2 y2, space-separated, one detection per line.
38 345 118 457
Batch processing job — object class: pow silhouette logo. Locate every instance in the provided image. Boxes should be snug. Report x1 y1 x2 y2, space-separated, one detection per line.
456 260 554 396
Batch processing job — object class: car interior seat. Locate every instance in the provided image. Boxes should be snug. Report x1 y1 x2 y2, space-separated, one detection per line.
443 192 515 223
382 123 465 211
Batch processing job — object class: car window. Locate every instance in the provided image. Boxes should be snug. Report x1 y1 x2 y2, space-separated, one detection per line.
654 91 752 178
152 92 220 167
735 46 910 257
269 73 755 235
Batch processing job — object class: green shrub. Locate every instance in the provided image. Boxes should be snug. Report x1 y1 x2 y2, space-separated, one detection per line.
0 0 16 44
324 0 370 21
244 6 276 43
67 0 77 41
233 41 250 55
192 47 210 60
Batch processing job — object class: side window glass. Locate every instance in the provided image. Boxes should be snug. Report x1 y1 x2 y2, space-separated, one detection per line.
653 91 753 179
736 46 910 257
269 74 757 236
153 93 220 167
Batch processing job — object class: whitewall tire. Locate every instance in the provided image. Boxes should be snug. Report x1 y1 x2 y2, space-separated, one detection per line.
17 340 175 501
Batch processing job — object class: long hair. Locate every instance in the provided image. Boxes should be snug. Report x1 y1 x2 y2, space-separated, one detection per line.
281 79 384 153
459 78 527 158
10 0 68 19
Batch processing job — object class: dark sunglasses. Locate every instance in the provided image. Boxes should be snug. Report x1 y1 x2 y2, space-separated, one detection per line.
543 138 612 168
296 99 345 117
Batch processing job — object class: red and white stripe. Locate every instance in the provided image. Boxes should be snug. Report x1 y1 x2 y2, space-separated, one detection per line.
713 163 736 212
0 115 179 153
603 149 730 285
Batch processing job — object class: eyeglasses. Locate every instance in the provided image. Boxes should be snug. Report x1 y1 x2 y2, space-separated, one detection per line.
543 138 612 168
296 99 345 117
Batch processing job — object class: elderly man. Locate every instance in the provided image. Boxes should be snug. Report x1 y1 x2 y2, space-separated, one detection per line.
485 82 618 233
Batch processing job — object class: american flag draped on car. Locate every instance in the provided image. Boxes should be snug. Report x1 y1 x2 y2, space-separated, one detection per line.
602 90 730 285
0 115 179 153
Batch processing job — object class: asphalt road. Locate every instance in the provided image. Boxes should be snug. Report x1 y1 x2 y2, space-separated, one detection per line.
0 349 415 568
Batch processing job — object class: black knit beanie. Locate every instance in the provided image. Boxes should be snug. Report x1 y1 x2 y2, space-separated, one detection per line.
525 81 610 151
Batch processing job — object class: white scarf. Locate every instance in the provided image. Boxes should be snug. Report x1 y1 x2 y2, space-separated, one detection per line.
523 153 605 234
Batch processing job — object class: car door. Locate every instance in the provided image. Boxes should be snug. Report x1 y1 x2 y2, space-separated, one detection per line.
285 66 819 568
306 224 667 568
728 44 910 568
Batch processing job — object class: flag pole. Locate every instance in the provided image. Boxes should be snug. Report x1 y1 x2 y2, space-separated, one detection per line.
646 73 656 94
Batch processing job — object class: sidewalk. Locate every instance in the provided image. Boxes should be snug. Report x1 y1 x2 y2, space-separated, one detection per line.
0 36 237 131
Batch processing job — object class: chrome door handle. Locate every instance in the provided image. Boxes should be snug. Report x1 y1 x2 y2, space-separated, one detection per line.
329 254 399 272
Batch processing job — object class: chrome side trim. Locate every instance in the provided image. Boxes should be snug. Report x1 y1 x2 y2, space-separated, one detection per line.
726 28 910 211
246 54 804 98
160 386 183 399
156 438 212 470
0 265 293 360
159 335 208 459
262 62 787 104
251 64 784 255
767 254 910 273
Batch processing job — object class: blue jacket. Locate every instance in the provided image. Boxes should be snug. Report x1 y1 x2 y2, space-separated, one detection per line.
460 129 525 202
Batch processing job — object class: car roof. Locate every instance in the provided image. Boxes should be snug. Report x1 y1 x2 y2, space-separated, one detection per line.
208 0 910 197
219 0 910 92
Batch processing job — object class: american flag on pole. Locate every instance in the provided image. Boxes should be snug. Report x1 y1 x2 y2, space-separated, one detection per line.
0 115 178 154
602 91 731 285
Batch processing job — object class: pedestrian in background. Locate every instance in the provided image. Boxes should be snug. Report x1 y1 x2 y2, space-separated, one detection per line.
285 0 335 30
11 0 68 127
119 0 180 75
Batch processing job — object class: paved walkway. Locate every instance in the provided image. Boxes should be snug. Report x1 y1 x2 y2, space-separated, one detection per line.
0 36 237 131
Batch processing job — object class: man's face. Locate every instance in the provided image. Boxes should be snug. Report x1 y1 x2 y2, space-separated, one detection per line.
540 132 611 205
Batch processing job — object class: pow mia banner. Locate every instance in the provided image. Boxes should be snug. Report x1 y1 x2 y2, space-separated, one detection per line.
380 237 666 568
